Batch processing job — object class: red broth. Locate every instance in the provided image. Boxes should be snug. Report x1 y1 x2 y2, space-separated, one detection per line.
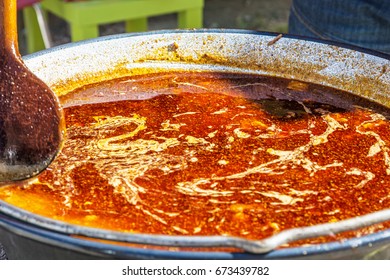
1 72 390 247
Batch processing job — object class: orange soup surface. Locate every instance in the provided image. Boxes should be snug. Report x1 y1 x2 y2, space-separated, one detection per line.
1 72 390 247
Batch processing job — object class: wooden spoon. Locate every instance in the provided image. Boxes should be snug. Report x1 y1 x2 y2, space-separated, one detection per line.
0 0 63 182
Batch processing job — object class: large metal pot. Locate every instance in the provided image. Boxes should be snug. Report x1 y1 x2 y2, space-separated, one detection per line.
1 29 390 259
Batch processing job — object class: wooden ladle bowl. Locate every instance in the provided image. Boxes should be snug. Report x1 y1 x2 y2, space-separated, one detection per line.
0 0 63 182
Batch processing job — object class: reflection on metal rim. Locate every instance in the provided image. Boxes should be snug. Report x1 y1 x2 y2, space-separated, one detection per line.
1 200 390 254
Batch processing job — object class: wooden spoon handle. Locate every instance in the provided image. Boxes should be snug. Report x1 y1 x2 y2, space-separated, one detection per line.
0 0 20 57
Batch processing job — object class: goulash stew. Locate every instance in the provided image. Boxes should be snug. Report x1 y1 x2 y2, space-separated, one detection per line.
1 72 390 247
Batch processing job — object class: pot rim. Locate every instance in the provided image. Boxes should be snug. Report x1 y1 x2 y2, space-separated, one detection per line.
2 199 390 257
1 29 389 258
25 28 390 61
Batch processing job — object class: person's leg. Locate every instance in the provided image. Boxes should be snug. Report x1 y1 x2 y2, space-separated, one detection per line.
288 0 330 40
289 0 390 54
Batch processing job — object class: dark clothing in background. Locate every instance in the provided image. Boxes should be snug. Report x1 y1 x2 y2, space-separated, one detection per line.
289 0 390 54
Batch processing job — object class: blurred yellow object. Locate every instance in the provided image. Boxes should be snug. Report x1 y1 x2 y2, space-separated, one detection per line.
24 0 204 53
19 0 53 53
